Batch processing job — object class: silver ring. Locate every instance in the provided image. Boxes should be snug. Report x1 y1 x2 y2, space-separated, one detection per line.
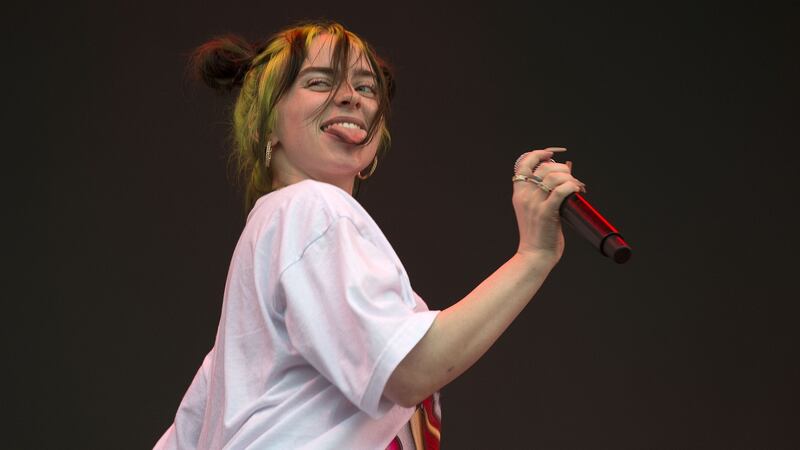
513 152 530 175
514 153 559 178
512 174 531 183
531 158 557 175
511 174 553 194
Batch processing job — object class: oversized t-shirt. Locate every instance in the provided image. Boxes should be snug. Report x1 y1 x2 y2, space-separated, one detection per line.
154 179 439 450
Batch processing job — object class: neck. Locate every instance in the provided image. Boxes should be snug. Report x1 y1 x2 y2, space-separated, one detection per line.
271 173 354 196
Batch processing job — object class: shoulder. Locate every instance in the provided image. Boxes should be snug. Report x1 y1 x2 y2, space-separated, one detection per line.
244 180 380 258
251 180 366 224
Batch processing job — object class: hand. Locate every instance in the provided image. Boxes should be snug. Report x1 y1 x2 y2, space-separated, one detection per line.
512 147 586 262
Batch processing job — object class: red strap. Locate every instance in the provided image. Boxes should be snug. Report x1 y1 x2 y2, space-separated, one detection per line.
417 395 441 450
387 393 441 450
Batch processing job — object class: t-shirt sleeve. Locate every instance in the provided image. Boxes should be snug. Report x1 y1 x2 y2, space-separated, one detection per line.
277 216 438 419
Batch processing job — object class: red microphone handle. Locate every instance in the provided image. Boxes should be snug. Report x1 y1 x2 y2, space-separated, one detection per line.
559 193 632 264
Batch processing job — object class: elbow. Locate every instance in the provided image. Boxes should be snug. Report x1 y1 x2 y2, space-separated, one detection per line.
385 385 426 409
384 366 429 408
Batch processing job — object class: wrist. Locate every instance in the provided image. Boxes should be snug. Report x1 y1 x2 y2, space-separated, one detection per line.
514 248 561 270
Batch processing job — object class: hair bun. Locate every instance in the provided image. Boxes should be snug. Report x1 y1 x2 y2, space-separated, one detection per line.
190 34 257 92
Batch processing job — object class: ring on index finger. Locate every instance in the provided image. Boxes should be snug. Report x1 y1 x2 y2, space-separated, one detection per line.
514 152 556 175
513 152 530 175
511 174 552 193
512 174 531 183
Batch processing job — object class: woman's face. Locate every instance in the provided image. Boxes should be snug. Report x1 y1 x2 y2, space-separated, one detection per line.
271 34 381 194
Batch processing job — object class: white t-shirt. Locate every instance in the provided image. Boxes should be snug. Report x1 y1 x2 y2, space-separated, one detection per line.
155 180 439 450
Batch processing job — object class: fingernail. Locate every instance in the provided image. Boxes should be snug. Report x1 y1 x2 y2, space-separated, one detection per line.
546 147 567 151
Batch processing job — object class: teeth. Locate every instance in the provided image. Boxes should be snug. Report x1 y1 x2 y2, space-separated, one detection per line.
322 121 363 131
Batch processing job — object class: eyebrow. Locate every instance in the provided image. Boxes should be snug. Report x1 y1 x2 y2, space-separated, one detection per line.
298 66 376 79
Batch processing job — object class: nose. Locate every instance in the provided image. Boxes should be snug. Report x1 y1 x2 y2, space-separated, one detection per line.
333 82 360 109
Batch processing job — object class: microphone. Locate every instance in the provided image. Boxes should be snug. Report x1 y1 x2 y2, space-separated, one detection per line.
559 192 631 264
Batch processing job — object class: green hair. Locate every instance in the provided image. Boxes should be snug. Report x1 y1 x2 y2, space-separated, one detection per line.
191 21 395 212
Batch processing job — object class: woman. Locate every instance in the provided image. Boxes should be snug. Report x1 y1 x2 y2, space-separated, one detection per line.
155 21 584 449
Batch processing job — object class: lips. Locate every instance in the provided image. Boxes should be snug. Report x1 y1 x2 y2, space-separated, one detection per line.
320 117 368 145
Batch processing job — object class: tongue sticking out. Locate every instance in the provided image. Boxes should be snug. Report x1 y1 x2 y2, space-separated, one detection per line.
324 124 368 145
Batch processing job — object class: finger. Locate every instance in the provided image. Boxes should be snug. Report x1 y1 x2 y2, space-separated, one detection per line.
533 161 571 175
541 161 585 193
543 180 585 209
540 172 586 192
515 147 567 176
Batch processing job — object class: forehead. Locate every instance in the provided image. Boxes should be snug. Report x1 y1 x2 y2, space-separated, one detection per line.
302 34 374 74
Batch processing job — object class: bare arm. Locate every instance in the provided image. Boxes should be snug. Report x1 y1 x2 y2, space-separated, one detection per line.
384 148 585 407
384 250 557 406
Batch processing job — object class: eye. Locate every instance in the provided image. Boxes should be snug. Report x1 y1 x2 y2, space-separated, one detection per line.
356 83 377 96
306 78 332 90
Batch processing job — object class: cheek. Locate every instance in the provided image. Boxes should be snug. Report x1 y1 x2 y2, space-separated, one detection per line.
276 104 315 145
366 99 380 119
364 133 382 158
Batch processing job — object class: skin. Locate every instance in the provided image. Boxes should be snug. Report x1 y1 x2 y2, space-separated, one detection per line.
266 35 587 409
270 34 381 194
383 150 586 407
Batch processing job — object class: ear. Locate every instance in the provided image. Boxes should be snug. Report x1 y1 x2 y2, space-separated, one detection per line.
267 132 280 149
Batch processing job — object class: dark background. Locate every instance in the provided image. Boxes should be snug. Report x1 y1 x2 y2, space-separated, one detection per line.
10 1 799 448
